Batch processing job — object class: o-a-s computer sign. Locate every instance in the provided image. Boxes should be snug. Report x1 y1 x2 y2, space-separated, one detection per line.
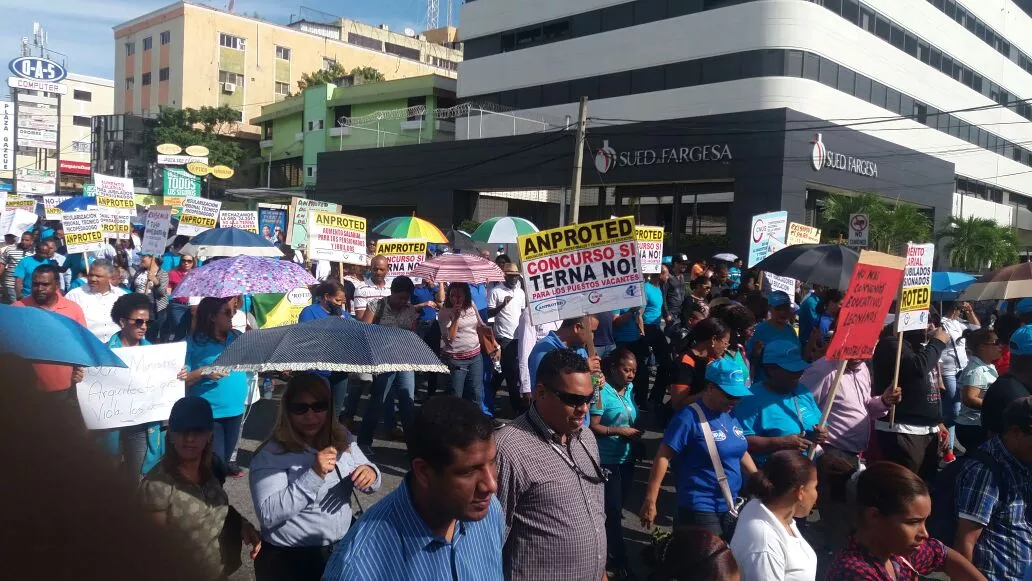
8 57 67 83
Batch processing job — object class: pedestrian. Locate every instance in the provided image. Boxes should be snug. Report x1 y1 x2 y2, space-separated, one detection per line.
796 286 824 350
515 306 560 410
687 276 712 319
1 232 33 304
131 251 169 343
182 297 248 476
981 325 1032 437
13 237 60 299
526 316 601 400
644 268 673 408
826 462 986 581
613 304 649 407
729 450 818 581
665 254 688 328
745 291 797 382
298 280 352 421
322 396 503 581
669 317 732 411
411 277 443 399
991 313 1021 375
488 263 526 414
641 357 757 540
713 302 755 385
353 254 390 319
140 396 262 581
439 282 493 407
249 374 380 581
939 301 981 462
495 349 607 580
164 253 196 342
729 258 743 292
954 328 1002 450
643 528 740 581
65 259 128 343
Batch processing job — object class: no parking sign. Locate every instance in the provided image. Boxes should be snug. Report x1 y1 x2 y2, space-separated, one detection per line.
849 213 869 247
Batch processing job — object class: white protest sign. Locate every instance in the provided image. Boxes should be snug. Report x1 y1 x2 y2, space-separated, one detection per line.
307 211 367 265
177 197 222 236
43 195 70 219
375 238 428 278
897 242 934 332
849 213 869 247
63 210 105 253
748 211 788 268
219 210 259 233
141 206 173 256
1 208 37 236
100 209 131 240
635 226 664 274
764 238 796 299
77 343 187 430
288 197 340 249
94 172 136 215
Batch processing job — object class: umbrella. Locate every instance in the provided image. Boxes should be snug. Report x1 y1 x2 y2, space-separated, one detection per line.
0 304 126 368
204 316 449 374
179 227 284 259
445 229 477 252
712 252 738 262
959 263 1032 301
411 253 505 284
753 244 860 290
57 196 98 212
171 255 317 299
471 217 539 244
372 216 448 244
931 272 976 300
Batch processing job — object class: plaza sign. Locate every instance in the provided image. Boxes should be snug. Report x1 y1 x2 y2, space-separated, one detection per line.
594 140 732 174
811 133 878 178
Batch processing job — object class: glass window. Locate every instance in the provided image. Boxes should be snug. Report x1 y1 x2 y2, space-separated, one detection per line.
952 62 962 81
871 80 887 108
515 86 542 108
125 42 135 56
854 73 872 101
275 46 291 60
930 48 942 69
542 81 571 106
701 53 740 84
760 50 785 76
141 72 151 86
598 71 631 98
818 58 838 87
961 69 973 88
571 11 600 36
500 33 515 52
890 25 905 50
936 109 950 132
160 31 171 45
143 37 152 51
918 42 930 64
635 0 668 24
542 21 571 41
219 33 245 50
601 3 633 32
632 66 666 94
977 128 989 149
874 15 890 41
976 21 985 40
916 103 930 126
842 0 860 24
569 76 599 100
860 7 875 33
785 50 804 78
941 54 953 75
802 52 820 81
73 89 92 101
945 0 956 19
885 87 901 113
72 115 91 127
900 94 914 117
948 117 964 139
667 60 702 88
972 74 983 94
904 34 917 57
837 67 855 93
824 0 842 15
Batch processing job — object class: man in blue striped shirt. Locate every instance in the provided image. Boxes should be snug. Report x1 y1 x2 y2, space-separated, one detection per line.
322 396 503 581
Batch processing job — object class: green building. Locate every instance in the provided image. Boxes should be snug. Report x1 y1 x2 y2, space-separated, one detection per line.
251 74 457 190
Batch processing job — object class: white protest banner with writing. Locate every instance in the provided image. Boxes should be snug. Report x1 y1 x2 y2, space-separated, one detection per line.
748 211 788 267
897 242 935 332
307 211 367 265
177 197 222 236
786 222 821 246
635 226 664 274
219 210 259 233
63 210 105 253
288 198 340 249
43 195 69 219
376 238 428 278
1 208 37 236
764 238 797 299
141 206 173 256
94 173 136 215
100 209 131 240
77 343 187 430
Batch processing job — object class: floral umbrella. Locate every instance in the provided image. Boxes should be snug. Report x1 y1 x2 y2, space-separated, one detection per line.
372 216 449 244
171 255 317 299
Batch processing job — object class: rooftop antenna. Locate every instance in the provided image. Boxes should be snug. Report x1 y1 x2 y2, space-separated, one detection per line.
425 0 439 30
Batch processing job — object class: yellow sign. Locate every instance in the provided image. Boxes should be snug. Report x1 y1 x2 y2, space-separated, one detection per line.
180 214 217 228
313 212 366 231
134 194 163 207
66 230 103 246
635 226 665 274
186 162 210 177
184 145 210 157
156 143 182 155
209 165 235 180
376 238 428 277
519 216 635 261
6 196 37 210
786 222 822 246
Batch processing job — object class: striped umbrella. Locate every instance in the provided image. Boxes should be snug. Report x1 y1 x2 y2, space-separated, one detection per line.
471 217 539 244
372 216 449 244
179 227 284 259
204 316 449 374
171 255 317 298
411 253 505 284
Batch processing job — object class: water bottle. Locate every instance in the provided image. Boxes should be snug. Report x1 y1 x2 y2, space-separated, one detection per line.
493 360 502 374
262 376 274 400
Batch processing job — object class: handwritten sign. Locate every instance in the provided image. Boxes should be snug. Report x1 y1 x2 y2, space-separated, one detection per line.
1 208 37 236
764 239 796 298
635 226 664 274
176 197 222 236
826 251 905 361
786 222 821 246
288 197 340 249
43 195 69 219
63 210 105 253
748 211 788 268
94 173 136 215
141 206 173 256
307 211 367 265
375 238 427 278
100 209 131 240
76 343 187 430
219 210 259 233
897 242 934 332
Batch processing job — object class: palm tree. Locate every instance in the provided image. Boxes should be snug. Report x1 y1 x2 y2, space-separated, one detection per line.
878 203 931 255
936 216 1018 271
819 193 888 241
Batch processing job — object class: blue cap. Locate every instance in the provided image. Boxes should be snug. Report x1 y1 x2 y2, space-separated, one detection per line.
762 340 810 373
1017 298 1032 315
168 396 214 432
704 358 753 398
768 290 792 308
1009 325 1032 356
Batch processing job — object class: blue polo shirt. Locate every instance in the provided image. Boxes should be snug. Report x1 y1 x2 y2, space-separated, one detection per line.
733 380 822 467
613 309 642 344
527 331 588 387
411 284 439 322
663 401 748 512
13 255 59 297
590 383 638 465
185 331 249 418
643 283 664 325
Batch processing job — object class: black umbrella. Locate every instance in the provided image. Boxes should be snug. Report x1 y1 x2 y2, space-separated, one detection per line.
753 243 860 290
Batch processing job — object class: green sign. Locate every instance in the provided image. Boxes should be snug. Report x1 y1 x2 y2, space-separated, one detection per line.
163 168 201 198
83 184 97 196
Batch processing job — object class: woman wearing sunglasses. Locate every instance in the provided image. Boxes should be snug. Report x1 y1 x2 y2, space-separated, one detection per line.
955 328 1002 450
164 253 196 342
249 374 380 581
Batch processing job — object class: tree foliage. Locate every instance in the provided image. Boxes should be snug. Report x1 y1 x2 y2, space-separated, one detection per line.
153 105 245 168
295 63 385 93
935 216 1019 271
820 193 931 255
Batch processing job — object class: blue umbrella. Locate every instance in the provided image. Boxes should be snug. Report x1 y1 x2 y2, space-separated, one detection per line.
931 271 977 300
56 196 98 212
178 227 284 259
0 304 127 367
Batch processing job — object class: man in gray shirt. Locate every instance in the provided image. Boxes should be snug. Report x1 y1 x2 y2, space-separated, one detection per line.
495 349 606 581
664 254 687 326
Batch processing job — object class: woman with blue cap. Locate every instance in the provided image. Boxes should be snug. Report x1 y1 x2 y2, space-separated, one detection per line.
640 357 758 540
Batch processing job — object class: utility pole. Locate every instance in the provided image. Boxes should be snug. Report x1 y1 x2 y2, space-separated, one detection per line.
569 96 588 224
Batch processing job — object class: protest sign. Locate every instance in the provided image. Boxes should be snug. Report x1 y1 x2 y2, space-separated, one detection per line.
635 226 664 274
6 195 36 211
43 195 69 219
77 343 187 430
258 203 288 243
82 184 97 197
518 216 644 326
786 222 821 246
897 242 935 333
100 209 131 240
163 168 201 218
825 251 905 361
176 197 222 236
288 198 340 249
763 239 796 298
252 287 313 329
376 238 428 278
1 208 37 236
219 210 259 233
62 210 105 253
307 211 367 265
94 173 136 215
748 211 788 267
141 206 173 256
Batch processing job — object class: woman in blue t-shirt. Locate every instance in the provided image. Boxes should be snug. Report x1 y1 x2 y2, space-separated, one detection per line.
298 280 353 420
640 357 758 541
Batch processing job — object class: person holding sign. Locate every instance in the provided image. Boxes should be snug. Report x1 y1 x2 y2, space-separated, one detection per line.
130 252 169 344
66 259 128 343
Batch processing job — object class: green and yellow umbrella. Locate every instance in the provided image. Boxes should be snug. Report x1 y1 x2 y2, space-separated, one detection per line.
371 216 449 243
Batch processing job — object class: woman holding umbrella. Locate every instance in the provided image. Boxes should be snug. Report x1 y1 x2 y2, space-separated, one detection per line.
165 253 196 342
438 283 490 406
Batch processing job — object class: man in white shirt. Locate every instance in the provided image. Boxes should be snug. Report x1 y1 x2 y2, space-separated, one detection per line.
488 263 526 413
65 259 127 343
353 255 390 319
939 301 980 460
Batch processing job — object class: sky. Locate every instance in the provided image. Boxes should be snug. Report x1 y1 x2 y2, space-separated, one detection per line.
0 0 460 79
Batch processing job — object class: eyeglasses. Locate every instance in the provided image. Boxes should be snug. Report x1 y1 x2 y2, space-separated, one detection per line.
123 318 151 327
547 386 596 408
287 401 329 415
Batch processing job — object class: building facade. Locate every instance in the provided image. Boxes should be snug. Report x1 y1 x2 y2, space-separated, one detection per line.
112 1 462 137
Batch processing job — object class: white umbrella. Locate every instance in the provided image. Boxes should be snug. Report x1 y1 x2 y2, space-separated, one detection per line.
712 253 738 262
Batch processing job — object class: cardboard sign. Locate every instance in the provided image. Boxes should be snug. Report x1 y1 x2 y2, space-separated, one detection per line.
288 197 340 249
219 210 259 233
176 197 222 236
897 242 935 332
786 222 821 246
93 173 136 215
62 210 105 253
76 343 187 430
635 226 665 274
518 216 644 325
1 208 37 236
849 213 870 247
43 195 69 219
141 206 173 256
826 251 905 361
258 203 289 243
307 211 367 265
375 238 428 278
100 209 131 240
748 211 788 268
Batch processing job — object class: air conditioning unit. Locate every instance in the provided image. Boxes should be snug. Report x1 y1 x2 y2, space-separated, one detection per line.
222 82 237 93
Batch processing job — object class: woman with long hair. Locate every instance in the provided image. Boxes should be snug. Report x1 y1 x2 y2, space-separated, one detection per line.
643 528 740 581
438 282 488 405
827 462 986 580
670 317 733 411
141 396 261 581
955 327 1003 451
164 253 196 341
713 303 755 384
729 450 819 580
249 374 379 581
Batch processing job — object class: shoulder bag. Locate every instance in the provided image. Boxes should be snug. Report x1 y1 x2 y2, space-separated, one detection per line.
689 402 744 531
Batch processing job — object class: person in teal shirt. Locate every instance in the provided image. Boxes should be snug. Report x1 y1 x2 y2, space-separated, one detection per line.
745 290 798 382
797 287 822 349
733 340 827 467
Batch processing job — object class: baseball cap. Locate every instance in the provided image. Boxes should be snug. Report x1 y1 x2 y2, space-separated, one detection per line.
1016 298 1032 315
762 340 810 373
1008 325 1032 356
704 358 752 398
168 396 214 432
768 290 792 308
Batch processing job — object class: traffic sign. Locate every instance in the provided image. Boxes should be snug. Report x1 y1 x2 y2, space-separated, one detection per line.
848 213 869 247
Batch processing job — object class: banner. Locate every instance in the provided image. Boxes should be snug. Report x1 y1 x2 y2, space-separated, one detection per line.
288 197 340 249
62 210 105 254
163 168 201 218
1 208 37 236
748 211 788 267
94 173 136 215
826 251 905 361
258 203 289 243
100 209 131 240
219 210 259 233
176 197 222 236
43 195 69 219
786 222 821 246
376 238 427 278
76 343 187 430
141 206 173 256
518 216 644 325
253 288 314 329
307 211 367 265
0 102 11 172
635 226 664 274
897 242 934 332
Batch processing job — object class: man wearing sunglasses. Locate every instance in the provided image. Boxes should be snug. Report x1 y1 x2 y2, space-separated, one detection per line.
66 259 127 343
495 349 607 581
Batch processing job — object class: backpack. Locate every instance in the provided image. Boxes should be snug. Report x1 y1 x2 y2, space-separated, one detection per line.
926 449 1007 547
